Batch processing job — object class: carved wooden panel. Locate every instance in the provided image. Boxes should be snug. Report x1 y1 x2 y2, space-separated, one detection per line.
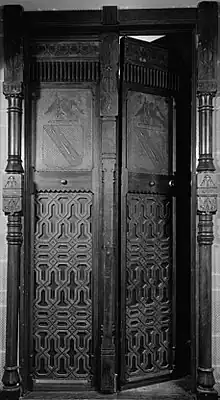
33 191 93 382
35 88 93 171
100 33 118 116
31 61 100 83
30 41 100 59
124 39 168 70
127 91 169 174
121 37 179 91
3 174 23 214
30 41 100 83
126 193 172 380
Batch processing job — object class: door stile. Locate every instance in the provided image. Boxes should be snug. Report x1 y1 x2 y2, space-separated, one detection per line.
119 83 129 389
171 99 176 373
91 84 102 390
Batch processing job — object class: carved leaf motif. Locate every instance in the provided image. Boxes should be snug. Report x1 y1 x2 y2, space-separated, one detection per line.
5 53 23 82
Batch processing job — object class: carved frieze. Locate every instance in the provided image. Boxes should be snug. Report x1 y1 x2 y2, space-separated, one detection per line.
3 173 23 215
30 60 100 83
124 38 168 70
30 41 100 59
197 172 217 214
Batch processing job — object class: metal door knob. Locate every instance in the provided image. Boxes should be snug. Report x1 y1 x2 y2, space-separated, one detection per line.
149 181 155 187
61 179 67 185
169 180 174 187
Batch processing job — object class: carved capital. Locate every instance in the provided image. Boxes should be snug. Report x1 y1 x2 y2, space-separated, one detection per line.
197 172 217 214
3 82 23 99
3 174 23 215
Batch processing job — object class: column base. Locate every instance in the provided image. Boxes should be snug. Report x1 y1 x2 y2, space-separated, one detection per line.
0 387 21 400
0 367 21 400
196 389 218 400
100 348 116 394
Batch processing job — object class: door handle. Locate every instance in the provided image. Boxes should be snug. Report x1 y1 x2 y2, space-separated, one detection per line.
149 180 155 187
61 179 68 185
169 180 174 187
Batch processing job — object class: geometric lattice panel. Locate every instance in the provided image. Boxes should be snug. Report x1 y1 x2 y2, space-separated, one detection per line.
33 191 93 381
126 193 172 381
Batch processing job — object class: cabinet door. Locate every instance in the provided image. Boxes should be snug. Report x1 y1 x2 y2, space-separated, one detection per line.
28 42 101 391
119 36 177 388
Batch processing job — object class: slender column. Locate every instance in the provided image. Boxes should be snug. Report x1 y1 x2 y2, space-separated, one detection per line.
196 2 218 399
100 6 119 394
0 6 24 400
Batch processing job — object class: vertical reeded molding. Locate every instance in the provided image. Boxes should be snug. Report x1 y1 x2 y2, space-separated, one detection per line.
100 5 119 394
0 5 24 400
196 2 218 399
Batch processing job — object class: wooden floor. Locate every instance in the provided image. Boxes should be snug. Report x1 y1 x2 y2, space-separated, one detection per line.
21 377 196 400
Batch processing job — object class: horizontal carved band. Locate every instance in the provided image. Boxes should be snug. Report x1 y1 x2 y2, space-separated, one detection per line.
6 215 23 245
3 174 23 215
197 172 217 214
30 61 100 82
37 189 92 193
124 63 179 91
124 39 168 69
30 41 100 59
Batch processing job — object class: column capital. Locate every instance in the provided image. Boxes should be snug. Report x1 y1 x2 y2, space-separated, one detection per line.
3 82 23 99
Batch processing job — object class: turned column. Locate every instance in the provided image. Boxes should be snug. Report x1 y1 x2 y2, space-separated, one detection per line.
100 6 119 394
0 6 24 400
196 2 218 399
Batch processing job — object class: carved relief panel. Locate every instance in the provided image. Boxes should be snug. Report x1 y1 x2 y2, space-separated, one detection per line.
35 88 93 171
127 91 169 175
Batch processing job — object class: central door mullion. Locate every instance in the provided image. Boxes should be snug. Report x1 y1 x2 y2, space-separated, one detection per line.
99 6 119 393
